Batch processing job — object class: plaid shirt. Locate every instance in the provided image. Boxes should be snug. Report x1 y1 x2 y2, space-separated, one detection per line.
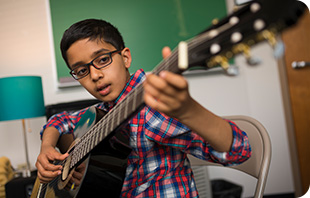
42 69 251 197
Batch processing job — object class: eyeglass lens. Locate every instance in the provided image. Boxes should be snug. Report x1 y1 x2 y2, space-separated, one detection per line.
71 52 114 79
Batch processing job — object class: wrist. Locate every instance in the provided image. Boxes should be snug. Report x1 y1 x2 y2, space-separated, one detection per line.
40 143 55 152
177 99 203 125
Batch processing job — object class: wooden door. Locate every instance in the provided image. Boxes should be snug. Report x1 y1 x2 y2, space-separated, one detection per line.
281 11 310 196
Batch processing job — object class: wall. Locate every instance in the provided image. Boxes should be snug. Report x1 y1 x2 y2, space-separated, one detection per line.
0 0 295 197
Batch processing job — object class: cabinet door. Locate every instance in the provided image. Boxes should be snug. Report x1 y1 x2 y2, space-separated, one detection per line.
282 11 310 196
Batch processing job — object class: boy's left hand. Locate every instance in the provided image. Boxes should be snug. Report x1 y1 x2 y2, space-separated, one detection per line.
143 47 194 121
144 47 234 152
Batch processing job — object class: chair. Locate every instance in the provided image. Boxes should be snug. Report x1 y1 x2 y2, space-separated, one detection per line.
188 115 272 198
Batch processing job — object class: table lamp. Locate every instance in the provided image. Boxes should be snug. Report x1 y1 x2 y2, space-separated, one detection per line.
0 76 45 177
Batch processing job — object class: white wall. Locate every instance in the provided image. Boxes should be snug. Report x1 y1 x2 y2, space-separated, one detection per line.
0 0 295 196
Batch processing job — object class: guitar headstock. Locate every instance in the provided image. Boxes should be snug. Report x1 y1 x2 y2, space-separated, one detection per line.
184 0 307 73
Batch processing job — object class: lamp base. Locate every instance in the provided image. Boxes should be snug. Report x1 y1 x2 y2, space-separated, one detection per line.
15 169 32 178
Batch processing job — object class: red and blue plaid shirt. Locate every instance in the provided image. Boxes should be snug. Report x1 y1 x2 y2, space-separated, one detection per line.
42 69 251 197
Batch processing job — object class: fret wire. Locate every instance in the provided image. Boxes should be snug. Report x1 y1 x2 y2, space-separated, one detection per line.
110 110 115 132
90 133 94 151
79 141 84 161
117 105 121 126
91 127 98 149
104 109 112 137
124 97 128 121
92 128 97 148
113 109 119 130
96 125 101 144
116 97 126 127
102 119 107 139
99 123 104 141
106 115 111 138
86 136 91 156
93 129 98 148
132 87 137 112
104 121 109 139
78 148 83 162
73 146 79 166
69 152 75 168
92 129 97 148
83 135 90 160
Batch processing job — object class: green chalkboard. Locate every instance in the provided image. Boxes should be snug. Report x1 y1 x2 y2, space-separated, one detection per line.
49 0 227 87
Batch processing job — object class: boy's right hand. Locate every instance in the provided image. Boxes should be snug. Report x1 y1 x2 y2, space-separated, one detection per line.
35 145 68 183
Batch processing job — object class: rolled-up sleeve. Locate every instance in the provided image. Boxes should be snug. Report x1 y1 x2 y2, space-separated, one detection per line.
40 108 88 139
207 120 252 166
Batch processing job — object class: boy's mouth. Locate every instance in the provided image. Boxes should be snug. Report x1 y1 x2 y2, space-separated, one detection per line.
97 84 111 96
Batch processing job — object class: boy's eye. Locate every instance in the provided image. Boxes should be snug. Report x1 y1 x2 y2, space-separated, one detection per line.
75 66 88 76
95 55 110 66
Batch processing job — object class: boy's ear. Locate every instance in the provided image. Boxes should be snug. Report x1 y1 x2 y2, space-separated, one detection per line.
122 47 132 69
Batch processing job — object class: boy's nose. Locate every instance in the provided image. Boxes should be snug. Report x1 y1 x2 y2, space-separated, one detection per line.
89 65 103 81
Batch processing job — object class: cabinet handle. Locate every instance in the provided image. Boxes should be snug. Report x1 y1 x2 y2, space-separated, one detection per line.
292 61 310 69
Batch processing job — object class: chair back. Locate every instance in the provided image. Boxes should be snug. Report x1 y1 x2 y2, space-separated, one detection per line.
189 115 272 198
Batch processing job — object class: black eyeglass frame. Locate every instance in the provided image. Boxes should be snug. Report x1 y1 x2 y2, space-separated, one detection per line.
69 49 123 80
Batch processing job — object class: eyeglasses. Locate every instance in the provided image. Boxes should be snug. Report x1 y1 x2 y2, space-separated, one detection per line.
69 49 122 80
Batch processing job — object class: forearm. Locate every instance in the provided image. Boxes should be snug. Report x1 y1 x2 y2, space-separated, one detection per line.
41 127 60 149
177 99 233 152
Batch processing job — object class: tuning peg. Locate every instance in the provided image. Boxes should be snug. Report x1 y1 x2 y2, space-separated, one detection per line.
208 55 239 76
212 18 219 25
261 30 285 59
233 44 261 66
208 55 229 69
226 65 240 76
261 30 277 46
246 56 262 66
272 39 285 59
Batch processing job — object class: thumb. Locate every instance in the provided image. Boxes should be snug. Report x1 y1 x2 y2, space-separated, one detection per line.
57 153 69 161
50 150 69 161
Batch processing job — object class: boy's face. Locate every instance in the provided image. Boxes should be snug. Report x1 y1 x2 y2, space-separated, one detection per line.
66 38 132 102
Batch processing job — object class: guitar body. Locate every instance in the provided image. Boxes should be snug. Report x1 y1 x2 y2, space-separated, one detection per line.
31 107 131 198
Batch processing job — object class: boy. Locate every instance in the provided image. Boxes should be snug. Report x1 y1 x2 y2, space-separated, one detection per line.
35 19 251 197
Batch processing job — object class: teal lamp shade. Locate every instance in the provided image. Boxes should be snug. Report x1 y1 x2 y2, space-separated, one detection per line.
0 76 45 121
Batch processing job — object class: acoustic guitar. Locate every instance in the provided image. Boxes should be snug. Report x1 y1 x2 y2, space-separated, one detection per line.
31 0 306 197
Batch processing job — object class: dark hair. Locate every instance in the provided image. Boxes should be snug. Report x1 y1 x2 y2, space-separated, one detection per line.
60 19 125 67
